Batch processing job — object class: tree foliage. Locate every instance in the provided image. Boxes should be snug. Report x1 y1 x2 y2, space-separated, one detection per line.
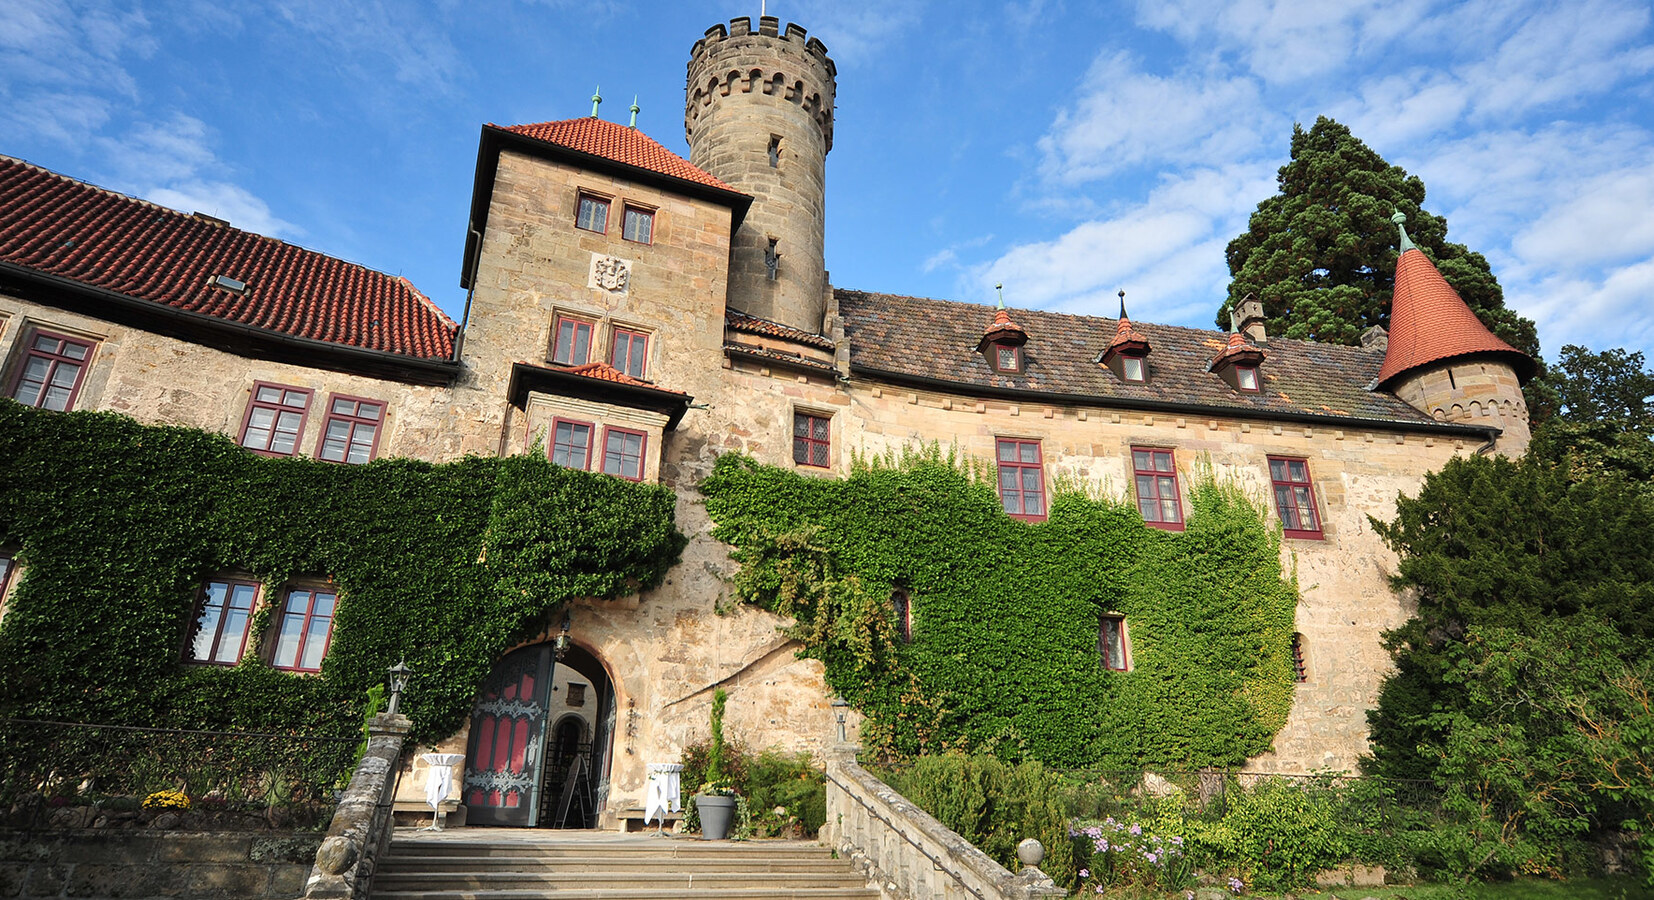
1527 344 1654 483
1223 117 1539 358
1365 451 1654 882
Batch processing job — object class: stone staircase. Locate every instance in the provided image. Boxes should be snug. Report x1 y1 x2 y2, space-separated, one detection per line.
370 829 882 900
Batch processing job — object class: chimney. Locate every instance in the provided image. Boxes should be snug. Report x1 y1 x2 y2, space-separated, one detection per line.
1230 295 1267 344
1360 325 1389 351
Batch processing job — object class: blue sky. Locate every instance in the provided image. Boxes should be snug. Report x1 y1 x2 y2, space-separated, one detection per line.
5 0 1653 364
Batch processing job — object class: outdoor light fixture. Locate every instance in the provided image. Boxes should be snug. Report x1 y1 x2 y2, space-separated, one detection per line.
386 659 413 716
554 609 573 660
831 695 850 743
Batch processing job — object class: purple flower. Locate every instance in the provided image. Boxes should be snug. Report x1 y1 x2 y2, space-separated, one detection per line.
1129 824 1142 835
1145 851 1159 864
1078 869 1089 878
1095 887 1105 895
1096 839 1110 852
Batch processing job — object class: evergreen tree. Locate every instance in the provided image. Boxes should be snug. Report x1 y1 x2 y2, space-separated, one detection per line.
1527 344 1654 483
1222 117 1539 358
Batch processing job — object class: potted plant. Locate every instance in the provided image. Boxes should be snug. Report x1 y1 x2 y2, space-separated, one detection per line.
693 688 739 840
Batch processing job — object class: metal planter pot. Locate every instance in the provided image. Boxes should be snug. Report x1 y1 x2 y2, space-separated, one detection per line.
695 794 736 840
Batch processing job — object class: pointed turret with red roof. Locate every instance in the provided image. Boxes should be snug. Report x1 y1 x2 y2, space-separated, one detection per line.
1380 212 1534 454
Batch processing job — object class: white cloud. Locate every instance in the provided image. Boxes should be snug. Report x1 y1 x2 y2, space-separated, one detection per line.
270 0 467 92
0 0 151 96
970 164 1274 319
1131 0 1428 84
1511 260 1654 355
1039 53 1270 183
145 181 297 237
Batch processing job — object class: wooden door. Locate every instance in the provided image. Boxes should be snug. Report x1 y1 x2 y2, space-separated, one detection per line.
462 644 554 826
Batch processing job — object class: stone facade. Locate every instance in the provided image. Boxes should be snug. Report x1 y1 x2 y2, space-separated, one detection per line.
0 14 1536 832
0 830 319 899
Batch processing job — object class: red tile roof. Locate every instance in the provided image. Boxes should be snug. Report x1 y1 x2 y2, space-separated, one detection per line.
0 156 457 362
977 307 1028 350
1209 331 1265 372
725 309 835 350
1377 248 1529 387
499 118 737 192
1101 314 1151 362
560 361 685 395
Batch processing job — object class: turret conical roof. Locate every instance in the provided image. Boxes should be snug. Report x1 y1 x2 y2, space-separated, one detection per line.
1376 217 1532 388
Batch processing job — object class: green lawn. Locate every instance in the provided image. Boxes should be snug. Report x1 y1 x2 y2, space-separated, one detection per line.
1265 877 1652 899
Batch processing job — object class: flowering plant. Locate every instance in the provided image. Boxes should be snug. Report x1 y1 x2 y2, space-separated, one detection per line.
1071 816 1194 893
142 789 190 811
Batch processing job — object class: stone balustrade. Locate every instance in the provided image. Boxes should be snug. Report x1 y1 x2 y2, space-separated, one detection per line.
302 713 410 900
821 749 1066 900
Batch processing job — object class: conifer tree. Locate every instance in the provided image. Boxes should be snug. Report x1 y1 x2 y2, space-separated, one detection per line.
1222 117 1539 358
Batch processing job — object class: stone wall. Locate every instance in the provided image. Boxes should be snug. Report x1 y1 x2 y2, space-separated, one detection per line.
1390 358 1530 456
0 830 320 899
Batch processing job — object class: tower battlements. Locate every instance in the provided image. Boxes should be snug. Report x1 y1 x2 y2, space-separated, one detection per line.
685 17 838 335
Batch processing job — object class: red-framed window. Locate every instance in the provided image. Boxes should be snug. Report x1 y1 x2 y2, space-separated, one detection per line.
1235 365 1260 392
1269 457 1323 539
892 590 913 643
622 205 654 244
550 418 594 470
601 426 646 481
995 438 1045 522
185 578 260 666
0 553 15 604
1132 447 1183 530
1291 633 1309 683
793 411 831 468
611 328 648 379
270 587 336 673
576 193 609 233
239 383 312 456
317 395 384 464
10 331 94 411
1099 615 1129 671
1121 354 1146 383
989 342 1022 374
552 316 594 365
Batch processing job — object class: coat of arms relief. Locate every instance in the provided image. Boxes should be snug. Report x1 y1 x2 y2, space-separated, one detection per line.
588 254 632 294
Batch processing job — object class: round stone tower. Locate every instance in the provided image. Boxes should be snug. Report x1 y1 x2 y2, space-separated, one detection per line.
686 16 836 335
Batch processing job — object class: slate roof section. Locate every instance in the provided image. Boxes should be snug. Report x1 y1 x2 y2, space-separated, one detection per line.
724 340 839 375
0 156 457 362
499 118 736 191
836 289 1468 430
1377 247 1533 387
725 309 835 350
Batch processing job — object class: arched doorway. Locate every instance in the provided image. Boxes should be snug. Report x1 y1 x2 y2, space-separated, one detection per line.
461 640 617 827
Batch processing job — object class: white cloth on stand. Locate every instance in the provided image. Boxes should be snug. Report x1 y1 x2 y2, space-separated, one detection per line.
644 763 684 826
421 753 466 811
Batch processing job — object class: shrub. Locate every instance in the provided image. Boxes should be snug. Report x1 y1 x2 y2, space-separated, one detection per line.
1187 778 1349 892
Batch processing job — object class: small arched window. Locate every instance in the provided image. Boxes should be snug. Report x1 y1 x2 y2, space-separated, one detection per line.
892 590 913 643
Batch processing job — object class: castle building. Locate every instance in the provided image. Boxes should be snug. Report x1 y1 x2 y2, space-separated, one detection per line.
0 16 1531 828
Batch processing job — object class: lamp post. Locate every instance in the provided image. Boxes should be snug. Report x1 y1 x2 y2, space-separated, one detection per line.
830 696 849 744
386 659 413 716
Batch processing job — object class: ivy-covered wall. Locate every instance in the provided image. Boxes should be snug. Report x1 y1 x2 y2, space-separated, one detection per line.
0 402 685 745
700 449 1299 768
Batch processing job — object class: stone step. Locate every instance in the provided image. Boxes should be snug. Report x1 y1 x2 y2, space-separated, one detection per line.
378 854 853 873
383 840 834 860
371 890 880 900
373 871 871 891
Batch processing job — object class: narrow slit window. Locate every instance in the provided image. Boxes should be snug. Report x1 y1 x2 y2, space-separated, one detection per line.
1099 615 1129 671
768 135 781 167
892 590 913 643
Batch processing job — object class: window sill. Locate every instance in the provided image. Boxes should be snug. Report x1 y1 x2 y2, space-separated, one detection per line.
1283 529 1325 541
1007 513 1047 523
1144 520 1185 532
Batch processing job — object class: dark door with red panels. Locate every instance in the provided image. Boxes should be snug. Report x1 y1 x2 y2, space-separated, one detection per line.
463 644 554 826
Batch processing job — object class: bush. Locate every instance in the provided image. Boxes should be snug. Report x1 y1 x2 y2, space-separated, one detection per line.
1183 778 1350 892
881 753 1075 887
679 740 827 838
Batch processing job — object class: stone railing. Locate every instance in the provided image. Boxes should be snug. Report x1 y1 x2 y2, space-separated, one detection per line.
302 713 410 900
822 749 1066 900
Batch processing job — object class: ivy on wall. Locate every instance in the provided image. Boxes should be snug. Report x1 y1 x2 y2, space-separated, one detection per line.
700 448 1299 768
0 402 685 746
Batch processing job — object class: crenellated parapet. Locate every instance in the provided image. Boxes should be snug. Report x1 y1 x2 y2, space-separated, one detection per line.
686 17 836 152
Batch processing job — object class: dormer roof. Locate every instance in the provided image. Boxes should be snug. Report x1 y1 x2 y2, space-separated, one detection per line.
1100 312 1151 364
976 306 1028 351
1376 214 1533 388
1209 331 1265 372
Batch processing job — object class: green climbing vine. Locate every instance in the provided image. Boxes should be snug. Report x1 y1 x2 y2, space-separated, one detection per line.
0 402 685 747
700 447 1299 768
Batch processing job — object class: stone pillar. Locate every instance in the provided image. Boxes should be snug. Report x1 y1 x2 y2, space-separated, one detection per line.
304 713 411 900
686 17 836 335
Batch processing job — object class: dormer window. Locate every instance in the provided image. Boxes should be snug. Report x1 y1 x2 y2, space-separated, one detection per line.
1209 332 1266 393
1101 292 1152 384
992 342 1022 374
1122 355 1145 382
1235 365 1259 392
